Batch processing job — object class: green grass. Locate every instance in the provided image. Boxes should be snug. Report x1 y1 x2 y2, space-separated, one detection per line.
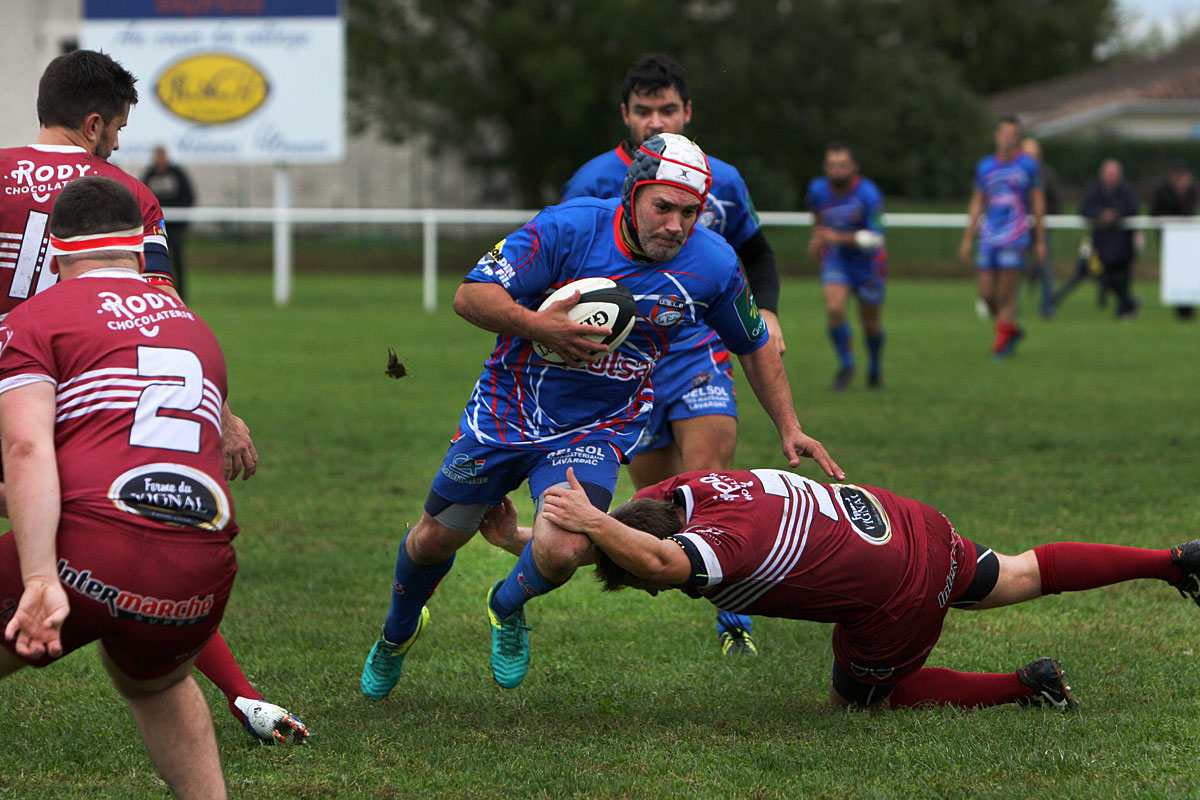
1 271 1197 799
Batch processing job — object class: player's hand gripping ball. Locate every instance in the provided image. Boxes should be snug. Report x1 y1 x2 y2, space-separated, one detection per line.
533 277 637 363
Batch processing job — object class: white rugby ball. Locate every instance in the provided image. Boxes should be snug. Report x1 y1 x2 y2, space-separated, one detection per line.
532 277 637 363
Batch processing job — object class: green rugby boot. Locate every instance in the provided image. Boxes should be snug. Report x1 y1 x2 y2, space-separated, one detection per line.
487 580 532 689
361 606 430 701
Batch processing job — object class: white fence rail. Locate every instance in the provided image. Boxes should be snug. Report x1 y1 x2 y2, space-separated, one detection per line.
163 207 1200 308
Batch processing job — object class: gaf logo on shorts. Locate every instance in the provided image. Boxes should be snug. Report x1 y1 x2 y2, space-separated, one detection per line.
156 53 269 125
442 455 488 484
833 484 892 545
109 464 230 531
651 296 685 327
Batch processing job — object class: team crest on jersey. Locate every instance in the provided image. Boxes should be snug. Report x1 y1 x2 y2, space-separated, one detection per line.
109 463 230 531
651 296 685 328
833 484 891 545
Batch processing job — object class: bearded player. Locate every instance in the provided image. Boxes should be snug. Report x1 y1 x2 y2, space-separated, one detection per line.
561 52 783 655
362 134 842 700
0 50 301 743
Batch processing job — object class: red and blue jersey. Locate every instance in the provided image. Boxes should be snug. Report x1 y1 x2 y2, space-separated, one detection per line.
561 143 763 368
974 152 1041 250
805 175 886 270
460 196 767 455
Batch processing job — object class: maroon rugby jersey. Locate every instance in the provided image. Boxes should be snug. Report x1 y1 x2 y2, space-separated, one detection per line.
633 469 930 622
0 145 170 317
0 269 234 539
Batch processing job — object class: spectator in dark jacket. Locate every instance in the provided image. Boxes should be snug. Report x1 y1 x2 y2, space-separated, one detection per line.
1080 159 1140 320
141 145 195 301
1149 160 1197 320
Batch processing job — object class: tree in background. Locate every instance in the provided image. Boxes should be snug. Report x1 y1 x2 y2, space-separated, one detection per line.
347 0 1113 205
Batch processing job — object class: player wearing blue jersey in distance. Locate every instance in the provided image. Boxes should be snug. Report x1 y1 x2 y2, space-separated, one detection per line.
805 143 887 391
561 53 782 655
958 117 1046 361
361 134 843 699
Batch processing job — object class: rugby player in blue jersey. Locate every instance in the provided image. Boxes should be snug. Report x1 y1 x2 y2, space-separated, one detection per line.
560 53 782 655
958 117 1046 360
806 143 887 391
361 134 843 698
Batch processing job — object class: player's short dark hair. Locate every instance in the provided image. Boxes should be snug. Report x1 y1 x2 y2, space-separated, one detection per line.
621 53 690 105
996 115 1021 129
50 176 142 240
593 497 683 592
825 141 856 160
37 50 138 129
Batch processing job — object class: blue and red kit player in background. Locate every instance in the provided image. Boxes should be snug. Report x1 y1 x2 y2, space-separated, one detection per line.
0 176 241 796
805 143 887 391
561 52 783 656
0 50 299 744
495 466 1200 712
959 116 1046 360
362 133 842 701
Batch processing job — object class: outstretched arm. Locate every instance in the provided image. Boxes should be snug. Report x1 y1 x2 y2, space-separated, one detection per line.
736 345 844 479
540 469 691 584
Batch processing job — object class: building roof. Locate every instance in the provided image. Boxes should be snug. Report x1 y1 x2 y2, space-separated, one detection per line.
989 41 1200 137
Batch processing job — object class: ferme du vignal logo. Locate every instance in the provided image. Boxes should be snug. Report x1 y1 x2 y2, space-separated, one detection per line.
155 53 269 125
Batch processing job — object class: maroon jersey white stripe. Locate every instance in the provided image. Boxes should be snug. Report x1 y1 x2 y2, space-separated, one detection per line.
0 145 169 317
0 269 234 537
634 469 929 621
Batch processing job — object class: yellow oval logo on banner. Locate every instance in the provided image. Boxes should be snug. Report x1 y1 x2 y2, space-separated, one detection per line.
155 53 269 125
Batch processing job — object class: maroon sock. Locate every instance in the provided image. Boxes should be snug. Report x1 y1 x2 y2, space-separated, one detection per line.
194 633 262 725
1034 543 1180 595
889 667 1032 709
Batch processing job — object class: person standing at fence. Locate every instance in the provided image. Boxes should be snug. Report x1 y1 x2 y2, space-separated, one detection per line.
560 52 784 655
1080 159 1140 321
141 145 195 302
1020 137 1061 319
806 143 887 390
1149 160 1197 320
959 117 1046 360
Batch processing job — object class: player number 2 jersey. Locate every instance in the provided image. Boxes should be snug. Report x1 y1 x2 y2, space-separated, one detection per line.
0 269 234 539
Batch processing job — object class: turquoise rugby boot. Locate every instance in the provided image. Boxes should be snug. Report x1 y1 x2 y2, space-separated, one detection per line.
487 580 531 689
361 606 430 701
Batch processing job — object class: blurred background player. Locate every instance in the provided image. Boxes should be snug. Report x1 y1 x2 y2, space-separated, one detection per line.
141 144 196 302
0 49 300 744
1080 158 1141 321
490 465 1200 712
1149 159 1197 320
560 52 783 654
0 176 241 797
805 143 887 390
958 117 1046 360
1019 137 1061 320
362 134 842 701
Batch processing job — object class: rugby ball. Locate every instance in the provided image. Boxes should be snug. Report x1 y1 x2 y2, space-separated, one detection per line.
532 277 637 363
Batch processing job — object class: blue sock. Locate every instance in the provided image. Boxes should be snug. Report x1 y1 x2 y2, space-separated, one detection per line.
717 610 752 636
829 322 853 369
382 533 454 643
490 541 564 620
867 329 885 376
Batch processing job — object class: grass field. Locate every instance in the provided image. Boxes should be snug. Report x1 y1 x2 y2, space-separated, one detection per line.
0 270 1196 799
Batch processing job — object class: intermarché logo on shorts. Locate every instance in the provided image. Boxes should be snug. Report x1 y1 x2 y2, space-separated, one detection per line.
58 558 214 626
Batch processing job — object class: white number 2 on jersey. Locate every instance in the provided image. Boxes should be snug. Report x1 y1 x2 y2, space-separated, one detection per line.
130 346 204 453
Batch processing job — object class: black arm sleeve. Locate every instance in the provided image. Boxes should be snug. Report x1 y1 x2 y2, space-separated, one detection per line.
735 228 780 314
